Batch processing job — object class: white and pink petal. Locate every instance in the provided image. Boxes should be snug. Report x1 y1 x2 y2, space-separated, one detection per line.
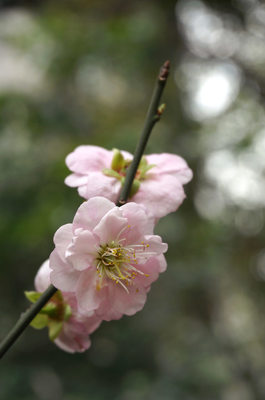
65 145 112 174
83 172 120 202
66 230 99 271
73 197 115 231
93 207 128 244
50 249 80 292
132 174 186 219
53 224 73 261
145 153 193 183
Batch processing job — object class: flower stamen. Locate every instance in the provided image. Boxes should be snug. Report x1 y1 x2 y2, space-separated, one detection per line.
95 238 155 292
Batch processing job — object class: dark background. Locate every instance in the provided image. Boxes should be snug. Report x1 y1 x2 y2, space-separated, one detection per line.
1 0 265 399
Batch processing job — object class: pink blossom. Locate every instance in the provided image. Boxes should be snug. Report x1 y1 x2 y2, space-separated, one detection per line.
49 197 168 321
65 145 193 219
34 260 101 353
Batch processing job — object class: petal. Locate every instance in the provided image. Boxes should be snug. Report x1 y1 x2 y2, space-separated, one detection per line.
83 172 121 202
55 311 101 353
53 224 73 261
65 173 88 188
54 325 91 353
76 268 102 313
120 150 133 160
49 249 80 292
73 197 115 231
157 254 167 273
108 284 147 317
93 206 128 244
134 255 167 288
77 185 88 198
66 145 113 174
94 287 123 321
119 202 155 244
143 235 168 255
132 175 186 219
34 260 51 292
96 304 123 321
145 153 193 183
83 314 102 334
66 230 99 271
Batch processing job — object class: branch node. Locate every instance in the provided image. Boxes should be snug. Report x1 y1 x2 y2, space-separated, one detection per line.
159 60 170 81
157 103 166 116
117 199 126 206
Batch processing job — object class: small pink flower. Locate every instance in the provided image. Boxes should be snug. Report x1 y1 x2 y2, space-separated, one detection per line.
49 197 168 321
34 260 101 353
65 145 192 219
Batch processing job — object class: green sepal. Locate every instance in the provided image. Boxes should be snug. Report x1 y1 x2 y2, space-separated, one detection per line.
55 290 63 302
111 148 125 171
30 313 49 330
123 159 131 169
24 291 42 303
48 321 63 341
40 302 58 317
129 179 141 197
102 168 121 180
139 156 148 168
64 304 72 321
139 164 155 179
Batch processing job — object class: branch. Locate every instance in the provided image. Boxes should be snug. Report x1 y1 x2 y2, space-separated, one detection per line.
0 285 57 358
117 60 170 205
0 60 170 359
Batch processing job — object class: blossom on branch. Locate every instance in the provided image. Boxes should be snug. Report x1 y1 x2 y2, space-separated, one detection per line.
26 260 101 353
65 145 193 219
49 197 168 321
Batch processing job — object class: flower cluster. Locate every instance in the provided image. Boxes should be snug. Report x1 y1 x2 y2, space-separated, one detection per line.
27 145 192 352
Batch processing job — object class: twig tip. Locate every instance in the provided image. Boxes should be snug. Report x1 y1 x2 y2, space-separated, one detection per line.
159 60 170 81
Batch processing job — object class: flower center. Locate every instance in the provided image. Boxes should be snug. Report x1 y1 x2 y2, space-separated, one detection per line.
102 150 155 198
95 238 152 292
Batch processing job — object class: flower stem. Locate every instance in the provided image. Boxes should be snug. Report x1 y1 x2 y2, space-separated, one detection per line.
0 60 170 359
0 285 57 358
117 60 170 206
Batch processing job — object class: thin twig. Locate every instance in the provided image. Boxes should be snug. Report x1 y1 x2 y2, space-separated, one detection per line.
117 60 170 205
0 285 57 358
0 60 170 359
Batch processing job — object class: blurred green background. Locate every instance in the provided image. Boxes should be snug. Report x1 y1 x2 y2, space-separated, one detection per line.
1 0 265 398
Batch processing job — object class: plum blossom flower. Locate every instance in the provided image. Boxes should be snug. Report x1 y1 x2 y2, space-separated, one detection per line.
65 145 193 219
49 197 168 321
26 260 101 353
